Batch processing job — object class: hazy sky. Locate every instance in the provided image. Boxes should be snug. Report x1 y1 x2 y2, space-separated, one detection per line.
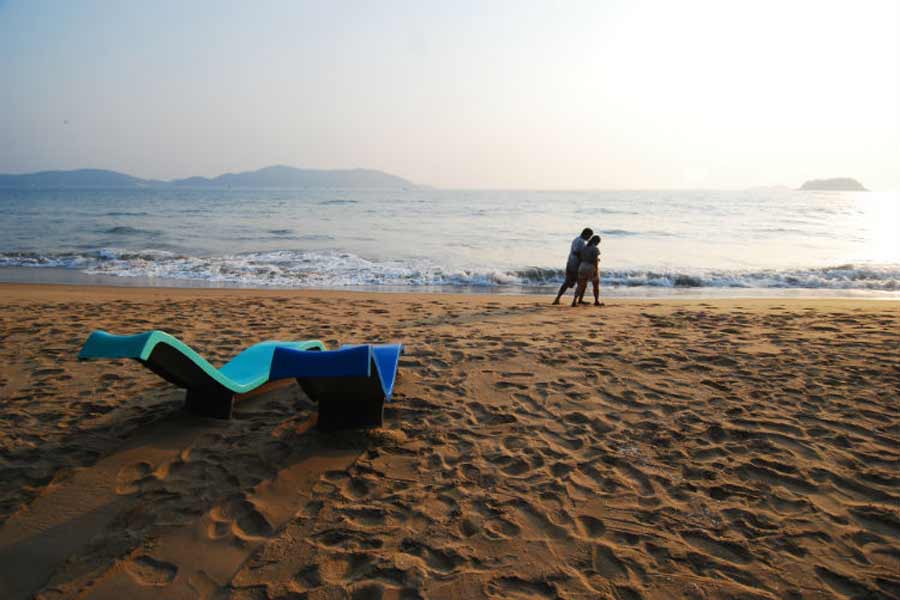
1 1 897 189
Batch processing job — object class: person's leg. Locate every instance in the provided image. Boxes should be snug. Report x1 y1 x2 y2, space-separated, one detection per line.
592 271 601 305
581 271 593 304
552 281 568 304
571 279 586 306
554 270 576 304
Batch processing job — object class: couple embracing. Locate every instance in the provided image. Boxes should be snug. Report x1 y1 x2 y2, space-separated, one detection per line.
552 228 603 307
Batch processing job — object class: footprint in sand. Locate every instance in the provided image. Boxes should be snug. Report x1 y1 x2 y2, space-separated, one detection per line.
482 516 521 540
313 528 384 552
590 543 629 579
459 462 482 482
489 576 558 599
339 506 388 528
123 555 177 586
342 476 373 500
816 566 876 599
207 495 274 541
398 538 466 575
459 516 481 538
575 515 607 539
317 552 374 584
501 435 529 451
490 455 531 477
681 531 753 565
320 470 372 501
115 461 155 495
291 564 322 591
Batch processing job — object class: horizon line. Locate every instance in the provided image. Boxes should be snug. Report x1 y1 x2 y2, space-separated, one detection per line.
0 166 884 193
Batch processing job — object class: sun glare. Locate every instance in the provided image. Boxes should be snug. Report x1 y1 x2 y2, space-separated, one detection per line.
862 192 900 263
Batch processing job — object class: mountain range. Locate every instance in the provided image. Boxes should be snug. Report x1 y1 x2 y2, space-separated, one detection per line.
0 165 418 189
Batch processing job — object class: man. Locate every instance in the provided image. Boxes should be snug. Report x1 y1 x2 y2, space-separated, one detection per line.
552 227 593 305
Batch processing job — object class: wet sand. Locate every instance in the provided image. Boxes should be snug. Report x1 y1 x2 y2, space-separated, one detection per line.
0 283 898 599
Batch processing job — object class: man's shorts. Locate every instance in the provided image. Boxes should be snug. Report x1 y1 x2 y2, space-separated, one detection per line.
564 268 578 288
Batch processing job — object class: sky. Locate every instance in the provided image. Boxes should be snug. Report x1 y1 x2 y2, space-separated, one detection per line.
1 0 897 189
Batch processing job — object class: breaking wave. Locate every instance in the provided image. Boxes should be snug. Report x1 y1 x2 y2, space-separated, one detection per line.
0 250 898 291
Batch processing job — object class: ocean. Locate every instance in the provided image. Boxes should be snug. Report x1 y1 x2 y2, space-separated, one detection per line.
1 187 897 297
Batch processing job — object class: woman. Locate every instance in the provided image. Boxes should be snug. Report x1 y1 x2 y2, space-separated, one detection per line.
572 235 602 307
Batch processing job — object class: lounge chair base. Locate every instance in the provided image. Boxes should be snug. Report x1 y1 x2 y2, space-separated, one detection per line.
184 388 234 419
316 396 384 431
298 375 386 431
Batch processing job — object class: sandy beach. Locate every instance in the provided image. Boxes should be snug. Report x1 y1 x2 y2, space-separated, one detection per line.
0 283 897 600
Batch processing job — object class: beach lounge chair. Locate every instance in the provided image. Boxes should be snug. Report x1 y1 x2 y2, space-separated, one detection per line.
78 330 402 429
271 344 402 431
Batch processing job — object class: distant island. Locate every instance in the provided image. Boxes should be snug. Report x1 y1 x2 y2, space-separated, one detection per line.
799 178 868 191
0 165 418 189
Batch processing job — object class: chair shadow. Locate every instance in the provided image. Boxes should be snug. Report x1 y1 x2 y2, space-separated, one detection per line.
0 380 378 599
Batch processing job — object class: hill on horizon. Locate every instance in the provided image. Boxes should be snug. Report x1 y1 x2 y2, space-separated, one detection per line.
0 165 418 189
799 177 868 191
171 165 415 188
0 169 153 189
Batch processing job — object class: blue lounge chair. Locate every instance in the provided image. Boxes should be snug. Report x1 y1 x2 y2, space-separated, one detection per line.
78 330 402 429
271 344 402 430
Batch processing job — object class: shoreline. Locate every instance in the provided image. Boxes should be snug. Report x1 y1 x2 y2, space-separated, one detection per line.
1 271 898 301
1 284 898 598
3 281 900 305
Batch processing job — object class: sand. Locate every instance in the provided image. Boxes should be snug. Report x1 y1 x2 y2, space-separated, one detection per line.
0 283 898 600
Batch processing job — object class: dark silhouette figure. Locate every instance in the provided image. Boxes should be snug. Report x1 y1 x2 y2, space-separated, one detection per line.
573 235 602 307
552 228 593 305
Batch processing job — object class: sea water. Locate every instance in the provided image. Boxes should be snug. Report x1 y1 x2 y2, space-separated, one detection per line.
0 187 897 297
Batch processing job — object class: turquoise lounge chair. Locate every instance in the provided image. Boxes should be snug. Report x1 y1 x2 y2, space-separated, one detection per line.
78 330 402 429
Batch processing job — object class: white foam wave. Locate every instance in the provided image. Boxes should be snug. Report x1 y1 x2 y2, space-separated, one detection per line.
0 250 898 291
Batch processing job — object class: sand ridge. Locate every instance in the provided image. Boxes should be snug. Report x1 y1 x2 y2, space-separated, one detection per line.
0 284 898 599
